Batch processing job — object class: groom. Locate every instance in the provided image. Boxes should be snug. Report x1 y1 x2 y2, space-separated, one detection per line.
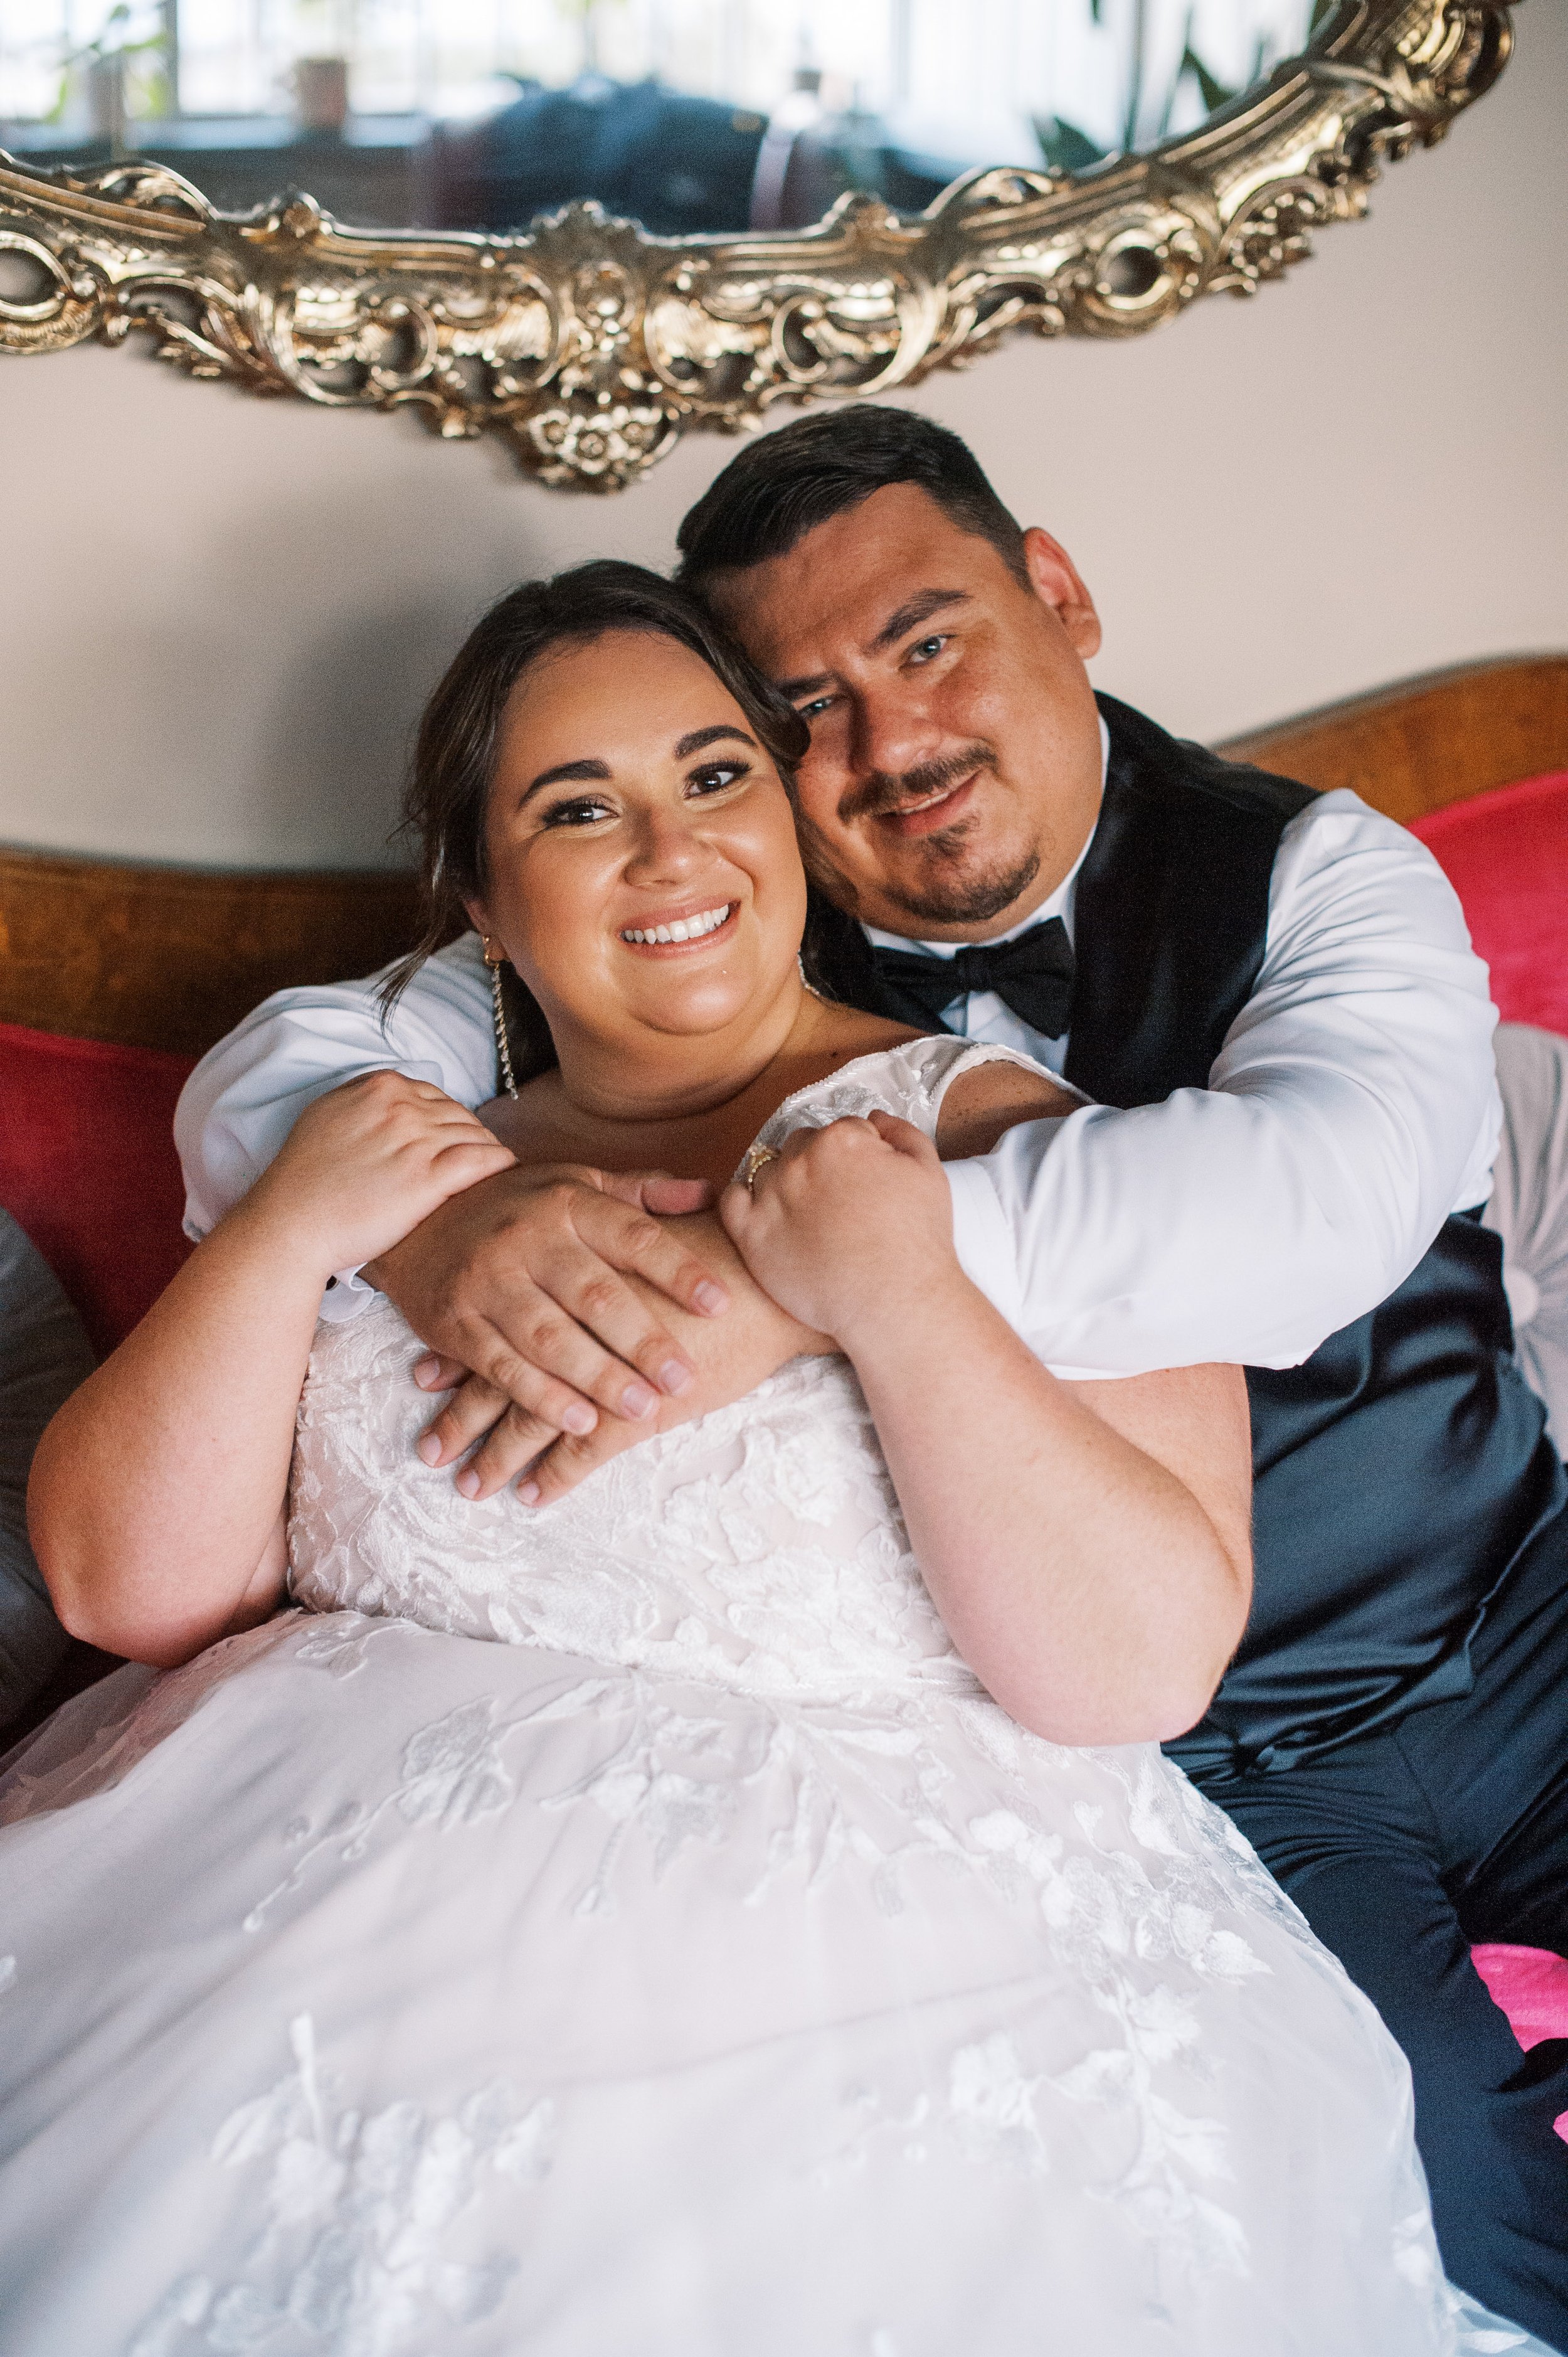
179 408 1568 2345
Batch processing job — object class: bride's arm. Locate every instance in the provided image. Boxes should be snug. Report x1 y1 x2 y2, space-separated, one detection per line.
28 1075 514 1669
722 1113 1252 1748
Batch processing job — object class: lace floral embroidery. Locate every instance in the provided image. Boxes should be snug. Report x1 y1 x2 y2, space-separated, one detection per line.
129 2015 553 2357
245 1686 516 1931
224 1634 1280 2280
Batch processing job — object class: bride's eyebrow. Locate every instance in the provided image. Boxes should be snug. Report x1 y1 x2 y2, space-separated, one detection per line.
674 725 758 758
521 726 756 803
522 756 611 803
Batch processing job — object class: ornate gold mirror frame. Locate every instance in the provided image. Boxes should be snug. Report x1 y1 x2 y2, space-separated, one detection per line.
0 0 1511 492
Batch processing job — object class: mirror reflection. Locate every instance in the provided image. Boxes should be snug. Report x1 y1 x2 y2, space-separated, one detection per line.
1 1 1322 237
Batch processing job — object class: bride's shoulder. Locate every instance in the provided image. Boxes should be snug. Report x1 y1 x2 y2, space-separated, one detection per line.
756 1031 1081 1156
933 1049 1086 1159
474 1071 591 1166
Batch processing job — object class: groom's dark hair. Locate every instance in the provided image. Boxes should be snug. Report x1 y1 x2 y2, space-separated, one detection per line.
675 407 1030 593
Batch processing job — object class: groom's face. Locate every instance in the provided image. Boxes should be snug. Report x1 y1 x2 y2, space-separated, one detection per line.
704 482 1104 940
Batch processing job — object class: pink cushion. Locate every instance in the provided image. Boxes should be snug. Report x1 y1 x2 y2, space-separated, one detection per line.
1471 1945 1568 2142
1409 772 1568 2134
1410 770 1568 1038
1473 1943 1568 2051
0 1023 195 1359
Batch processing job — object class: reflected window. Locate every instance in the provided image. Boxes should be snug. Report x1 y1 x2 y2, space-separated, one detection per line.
1 1 1321 235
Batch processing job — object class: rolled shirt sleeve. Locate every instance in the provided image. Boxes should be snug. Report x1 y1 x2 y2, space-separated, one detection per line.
946 790 1503 1376
174 934 498 1319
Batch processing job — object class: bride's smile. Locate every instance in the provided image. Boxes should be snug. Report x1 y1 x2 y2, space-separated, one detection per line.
618 900 736 948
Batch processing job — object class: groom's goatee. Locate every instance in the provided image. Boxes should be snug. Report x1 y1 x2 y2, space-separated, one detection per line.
886 843 1043 927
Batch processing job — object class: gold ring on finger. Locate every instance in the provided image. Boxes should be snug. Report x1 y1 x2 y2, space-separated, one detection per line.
740 1142 781 1193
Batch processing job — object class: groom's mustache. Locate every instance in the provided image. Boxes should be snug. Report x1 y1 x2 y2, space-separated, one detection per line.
837 743 1000 827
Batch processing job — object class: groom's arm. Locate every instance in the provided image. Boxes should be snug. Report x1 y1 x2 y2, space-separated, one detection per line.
180 794 1496 1469
490 799 1492 1479
945 790 1502 1376
428 800 1494 1492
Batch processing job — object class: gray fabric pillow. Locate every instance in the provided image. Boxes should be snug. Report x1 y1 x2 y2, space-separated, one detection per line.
1483 1024 1568 1459
0 1212 96 1722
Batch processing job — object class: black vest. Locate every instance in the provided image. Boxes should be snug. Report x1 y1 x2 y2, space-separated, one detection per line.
807 693 1568 1775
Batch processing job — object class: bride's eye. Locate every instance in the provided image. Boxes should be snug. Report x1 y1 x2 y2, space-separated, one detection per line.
540 795 614 828
687 762 750 797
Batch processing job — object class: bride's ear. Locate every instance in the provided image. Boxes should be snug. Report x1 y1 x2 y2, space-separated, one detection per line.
464 897 496 949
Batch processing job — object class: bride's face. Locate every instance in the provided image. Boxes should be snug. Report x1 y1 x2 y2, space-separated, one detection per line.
469 629 807 1070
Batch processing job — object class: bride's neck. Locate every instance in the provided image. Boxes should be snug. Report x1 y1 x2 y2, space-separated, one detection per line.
549 975 822 1131
505 982 897 1181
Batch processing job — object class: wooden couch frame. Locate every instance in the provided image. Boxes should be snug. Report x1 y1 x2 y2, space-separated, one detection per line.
3 654 1565 1061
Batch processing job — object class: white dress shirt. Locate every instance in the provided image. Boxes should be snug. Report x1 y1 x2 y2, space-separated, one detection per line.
176 780 1502 1374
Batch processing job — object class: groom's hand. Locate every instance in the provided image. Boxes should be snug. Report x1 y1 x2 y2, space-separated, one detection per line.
364 1162 732 1460
410 1207 833 1506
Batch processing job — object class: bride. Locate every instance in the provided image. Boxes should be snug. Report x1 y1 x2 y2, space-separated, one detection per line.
5 564 1537 2356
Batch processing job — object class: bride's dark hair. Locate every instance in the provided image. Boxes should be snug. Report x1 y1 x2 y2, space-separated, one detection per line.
383 560 812 1085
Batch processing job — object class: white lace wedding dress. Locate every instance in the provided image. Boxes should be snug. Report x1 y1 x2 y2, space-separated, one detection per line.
0 1040 1543 2357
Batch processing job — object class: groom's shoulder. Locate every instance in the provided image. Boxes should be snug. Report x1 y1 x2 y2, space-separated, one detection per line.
174 929 497 1236
371 930 493 1028
1096 693 1317 831
255 929 491 1037
186 928 493 1097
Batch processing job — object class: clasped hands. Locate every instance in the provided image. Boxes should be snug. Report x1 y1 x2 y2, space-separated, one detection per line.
368 1104 954 1508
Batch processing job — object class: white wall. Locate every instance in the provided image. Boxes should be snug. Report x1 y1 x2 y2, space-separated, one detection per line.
2 1 1563 871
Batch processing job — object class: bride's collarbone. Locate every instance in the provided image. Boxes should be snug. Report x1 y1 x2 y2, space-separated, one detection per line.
485 1016 921 1187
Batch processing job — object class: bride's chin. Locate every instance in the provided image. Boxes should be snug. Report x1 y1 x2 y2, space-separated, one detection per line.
557 935 797 1053
627 987 758 1040
620 962 797 1046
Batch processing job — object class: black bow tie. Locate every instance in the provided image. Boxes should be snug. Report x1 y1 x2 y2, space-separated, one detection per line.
869 917 1075 1038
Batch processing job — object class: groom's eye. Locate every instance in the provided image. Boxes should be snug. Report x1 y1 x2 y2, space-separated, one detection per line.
906 634 949 666
795 694 834 721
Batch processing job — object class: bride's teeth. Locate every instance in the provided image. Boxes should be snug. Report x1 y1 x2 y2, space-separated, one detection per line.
620 903 731 945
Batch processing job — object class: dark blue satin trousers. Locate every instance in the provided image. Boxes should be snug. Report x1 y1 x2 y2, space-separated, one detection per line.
1190 1502 1568 2354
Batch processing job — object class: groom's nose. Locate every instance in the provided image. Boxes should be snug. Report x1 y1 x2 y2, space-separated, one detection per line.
842 674 943 795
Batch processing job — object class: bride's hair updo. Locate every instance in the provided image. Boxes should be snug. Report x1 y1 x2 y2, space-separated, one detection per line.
384 561 810 1081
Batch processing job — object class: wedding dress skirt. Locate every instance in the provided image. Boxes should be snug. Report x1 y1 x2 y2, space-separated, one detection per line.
0 1041 1544 2356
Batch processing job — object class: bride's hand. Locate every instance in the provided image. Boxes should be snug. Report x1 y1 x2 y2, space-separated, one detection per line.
720 1112 956 1346
245 1071 517 1279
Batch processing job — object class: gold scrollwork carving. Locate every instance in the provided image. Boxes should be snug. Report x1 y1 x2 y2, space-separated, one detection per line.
0 0 1513 491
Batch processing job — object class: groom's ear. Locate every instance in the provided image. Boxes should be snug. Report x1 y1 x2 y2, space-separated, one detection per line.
1020 527 1102 661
